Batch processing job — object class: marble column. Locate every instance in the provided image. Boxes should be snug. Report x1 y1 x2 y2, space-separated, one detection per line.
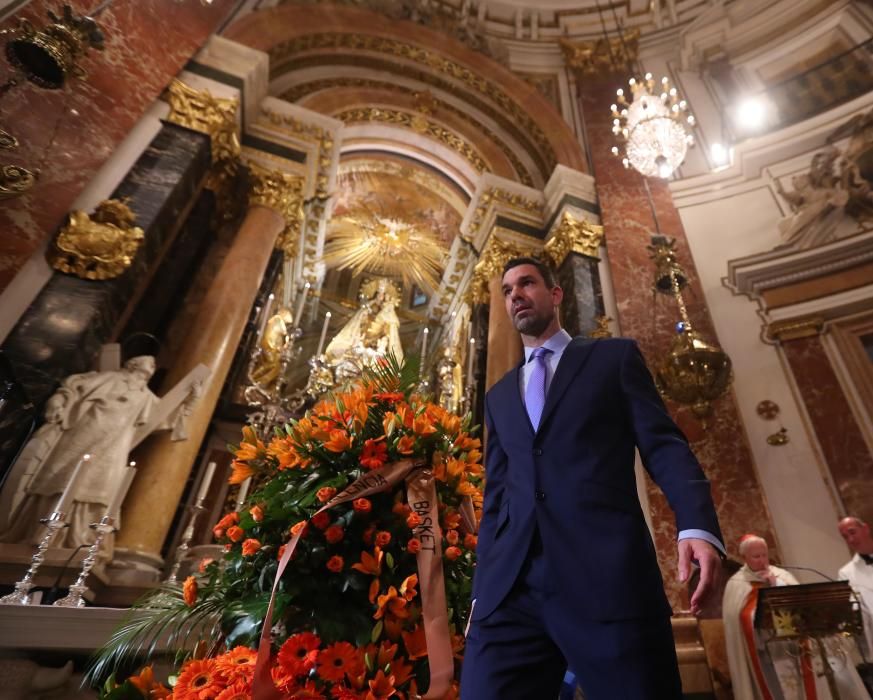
485 276 523 391
578 79 775 606
115 169 299 572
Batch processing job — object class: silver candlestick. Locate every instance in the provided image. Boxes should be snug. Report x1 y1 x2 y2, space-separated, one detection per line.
53 514 116 607
0 511 68 605
165 502 206 584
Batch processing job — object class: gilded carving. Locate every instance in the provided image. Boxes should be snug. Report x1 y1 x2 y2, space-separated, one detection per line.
543 211 604 265
0 164 35 199
468 236 536 305
47 198 144 280
248 161 305 256
464 187 544 244
281 77 535 186
268 34 556 175
335 106 489 174
766 317 825 343
588 316 613 339
560 29 640 76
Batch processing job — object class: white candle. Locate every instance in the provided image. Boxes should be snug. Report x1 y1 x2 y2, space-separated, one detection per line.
421 327 429 366
256 293 274 344
316 311 332 356
195 461 217 504
107 465 137 519
55 454 90 516
235 477 252 511
466 337 476 387
282 260 293 308
294 282 310 328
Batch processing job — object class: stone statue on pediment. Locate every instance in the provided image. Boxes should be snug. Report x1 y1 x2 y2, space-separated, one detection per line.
0 356 205 548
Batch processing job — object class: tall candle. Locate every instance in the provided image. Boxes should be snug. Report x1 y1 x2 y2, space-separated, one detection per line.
107 465 137 518
294 282 310 328
55 454 90 516
466 337 476 387
235 477 252 511
256 294 274 344
282 260 293 308
316 311 332 356
195 461 217 504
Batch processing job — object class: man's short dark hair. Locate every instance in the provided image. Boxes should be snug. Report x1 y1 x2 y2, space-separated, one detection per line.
502 256 558 288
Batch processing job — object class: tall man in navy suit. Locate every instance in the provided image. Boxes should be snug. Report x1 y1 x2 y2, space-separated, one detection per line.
460 257 724 699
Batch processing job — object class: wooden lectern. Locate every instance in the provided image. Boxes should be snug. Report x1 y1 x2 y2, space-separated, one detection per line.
755 581 866 700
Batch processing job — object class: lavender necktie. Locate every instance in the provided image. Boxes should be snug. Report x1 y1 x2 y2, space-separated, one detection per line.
525 346 552 430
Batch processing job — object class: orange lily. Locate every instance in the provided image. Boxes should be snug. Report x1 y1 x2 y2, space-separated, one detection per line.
401 626 427 660
396 435 415 455
228 460 255 485
374 587 409 621
324 429 353 452
366 670 397 700
351 546 383 576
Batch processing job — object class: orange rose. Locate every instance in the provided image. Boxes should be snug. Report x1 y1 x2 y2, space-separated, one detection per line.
463 533 478 550
353 498 372 513
183 576 197 606
444 546 462 561
326 555 344 573
407 538 422 554
277 544 287 560
406 512 422 529
249 505 264 522
311 512 330 530
197 558 214 573
325 525 344 544
316 486 337 503
226 526 244 543
445 530 459 546
392 502 411 517
290 520 308 537
375 531 392 547
242 538 261 556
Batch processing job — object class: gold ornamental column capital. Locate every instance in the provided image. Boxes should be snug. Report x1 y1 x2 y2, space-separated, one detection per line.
166 79 241 164
468 235 537 305
766 316 826 343
543 211 604 267
247 161 305 256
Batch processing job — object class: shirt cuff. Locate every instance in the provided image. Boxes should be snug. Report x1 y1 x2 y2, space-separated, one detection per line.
677 529 726 556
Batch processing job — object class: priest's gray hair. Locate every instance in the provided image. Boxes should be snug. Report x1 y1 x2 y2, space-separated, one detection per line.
738 534 767 557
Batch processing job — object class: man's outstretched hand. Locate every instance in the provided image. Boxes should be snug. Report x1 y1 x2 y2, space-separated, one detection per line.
678 538 721 616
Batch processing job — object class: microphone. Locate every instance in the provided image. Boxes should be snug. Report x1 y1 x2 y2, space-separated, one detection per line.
779 564 836 582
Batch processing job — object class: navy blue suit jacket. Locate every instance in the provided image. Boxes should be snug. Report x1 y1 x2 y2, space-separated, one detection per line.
471 336 722 623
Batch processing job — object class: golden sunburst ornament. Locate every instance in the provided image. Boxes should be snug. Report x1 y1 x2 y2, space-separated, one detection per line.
322 204 446 291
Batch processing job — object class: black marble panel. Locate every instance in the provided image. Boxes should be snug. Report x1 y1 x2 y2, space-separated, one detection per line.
0 351 36 479
558 252 604 339
2 122 212 406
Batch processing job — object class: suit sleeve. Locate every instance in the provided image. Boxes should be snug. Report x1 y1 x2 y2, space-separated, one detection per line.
619 340 723 546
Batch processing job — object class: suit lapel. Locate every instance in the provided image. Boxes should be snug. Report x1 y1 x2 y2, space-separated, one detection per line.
492 362 534 436
537 337 597 434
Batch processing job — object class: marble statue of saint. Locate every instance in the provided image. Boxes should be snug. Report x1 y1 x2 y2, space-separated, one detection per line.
324 279 404 381
776 147 850 250
0 355 204 548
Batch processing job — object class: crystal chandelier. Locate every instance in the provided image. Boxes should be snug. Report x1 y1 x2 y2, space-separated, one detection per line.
610 73 695 179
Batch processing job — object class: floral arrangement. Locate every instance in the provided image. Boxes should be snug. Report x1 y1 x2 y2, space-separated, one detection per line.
92 357 482 700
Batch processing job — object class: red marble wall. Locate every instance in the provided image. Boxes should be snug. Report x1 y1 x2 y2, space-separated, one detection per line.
781 336 873 524
0 0 235 293
578 81 775 608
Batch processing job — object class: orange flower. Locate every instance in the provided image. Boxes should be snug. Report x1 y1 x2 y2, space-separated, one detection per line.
173 658 224 700
353 498 372 513
366 669 396 700
277 631 321 678
456 480 480 497
446 457 465 480
327 555 344 573
242 538 261 556
312 512 330 530
453 433 480 451
236 426 265 461
374 587 409 620
325 525 345 544
351 546 383 576
249 505 264 522
215 680 251 700
290 520 308 537
442 511 461 530
226 526 244 543
277 544 287 560
215 646 257 682
463 533 478 550
198 558 214 574
395 435 415 455
324 429 353 452
268 436 305 470
375 392 404 403
317 641 364 683
406 513 422 529
128 666 171 698
360 438 388 470
444 546 462 561
406 538 421 554
362 524 376 545
399 573 418 601
412 413 436 437
445 530 459 545
392 502 411 517
439 412 462 434
292 679 327 699
375 530 391 547
183 576 197 607
401 625 428 660
316 486 337 503
382 412 397 438
229 459 255 485
213 512 239 539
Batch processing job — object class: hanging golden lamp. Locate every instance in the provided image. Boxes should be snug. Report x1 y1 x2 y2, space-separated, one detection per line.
648 237 732 421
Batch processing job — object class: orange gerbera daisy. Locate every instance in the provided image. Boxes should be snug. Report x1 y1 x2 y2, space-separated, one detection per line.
324 429 353 452
277 631 321 678
291 679 327 699
215 680 251 700
214 645 257 681
173 658 225 700
360 438 388 470
183 576 197 607
317 641 364 683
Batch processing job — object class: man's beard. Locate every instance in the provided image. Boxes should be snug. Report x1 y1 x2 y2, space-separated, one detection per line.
513 309 553 336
